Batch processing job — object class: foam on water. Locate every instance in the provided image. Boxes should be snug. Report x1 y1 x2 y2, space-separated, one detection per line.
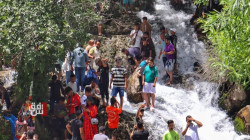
121 0 250 139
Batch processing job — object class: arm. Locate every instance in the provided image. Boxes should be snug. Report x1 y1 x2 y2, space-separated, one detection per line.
153 77 157 87
182 122 190 136
79 127 85 140
101 59 107 67
130 125 137 140
109 74 114 89
66 124 73 135
136 104 145 119
142 75 145 86
190 117 203 127
149 50 152 57
133 57 139 67
130 31 136 38
158 48 162 59
124 74 127 90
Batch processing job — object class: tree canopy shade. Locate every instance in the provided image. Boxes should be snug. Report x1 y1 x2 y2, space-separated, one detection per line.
0 0 100 102
197 0 250 89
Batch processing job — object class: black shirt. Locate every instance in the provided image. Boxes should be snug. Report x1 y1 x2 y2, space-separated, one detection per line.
97 64 109 86
48 80 64 99
170 35 177 47
141 44 152 58
71 119 83 140
132 130 149 140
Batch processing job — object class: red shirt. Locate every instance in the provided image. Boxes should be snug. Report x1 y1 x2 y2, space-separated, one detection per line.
106 106 122 129
67 93 81 114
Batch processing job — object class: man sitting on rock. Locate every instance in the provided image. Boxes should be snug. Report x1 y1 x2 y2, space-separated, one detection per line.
106 97 122 130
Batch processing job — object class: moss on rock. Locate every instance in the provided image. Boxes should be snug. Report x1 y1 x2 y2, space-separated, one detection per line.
234 117 245 133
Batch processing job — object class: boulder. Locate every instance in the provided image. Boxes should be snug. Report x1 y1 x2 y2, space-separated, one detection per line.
126 71 143 103
235 105 250 134
219 85 247 114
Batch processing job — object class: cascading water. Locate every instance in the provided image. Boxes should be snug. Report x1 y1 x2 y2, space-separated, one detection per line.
121 0 250 139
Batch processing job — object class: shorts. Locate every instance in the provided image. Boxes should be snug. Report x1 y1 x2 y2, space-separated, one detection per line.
165 59 175 72
123 0 134 5
143 82 156 94
111 87 125 97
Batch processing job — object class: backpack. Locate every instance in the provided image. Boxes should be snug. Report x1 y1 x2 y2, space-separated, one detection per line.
84 65 98 86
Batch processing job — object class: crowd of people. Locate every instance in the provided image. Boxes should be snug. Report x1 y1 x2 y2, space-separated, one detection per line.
0 3 205 138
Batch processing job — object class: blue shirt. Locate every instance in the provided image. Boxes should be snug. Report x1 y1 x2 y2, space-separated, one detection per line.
139 60 147 68
71 47 89 68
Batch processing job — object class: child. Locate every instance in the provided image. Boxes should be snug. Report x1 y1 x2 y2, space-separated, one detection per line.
67 74 77 94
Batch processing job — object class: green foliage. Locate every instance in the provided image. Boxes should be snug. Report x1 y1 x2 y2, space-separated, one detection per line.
198 0 250 89
0 0 100 102
234 117 245 133
0 116 12 140
193 0 207 5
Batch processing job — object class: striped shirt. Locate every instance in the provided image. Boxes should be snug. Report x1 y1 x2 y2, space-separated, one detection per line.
111 66 127 87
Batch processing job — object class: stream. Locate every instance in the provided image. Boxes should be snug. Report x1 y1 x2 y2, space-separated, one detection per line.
120 0 250 139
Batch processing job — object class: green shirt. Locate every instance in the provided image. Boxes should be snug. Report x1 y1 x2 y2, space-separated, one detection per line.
143 65 158 83
162 130 179 140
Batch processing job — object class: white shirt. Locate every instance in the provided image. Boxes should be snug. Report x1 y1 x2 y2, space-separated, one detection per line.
130 30 143 48
93 133 109 140
183 123 200 140
62 52 72 72
89 46 101 70
81 95 87 106
67 82 77 93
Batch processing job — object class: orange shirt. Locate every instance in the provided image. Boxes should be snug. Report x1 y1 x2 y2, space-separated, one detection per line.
106 106 122 129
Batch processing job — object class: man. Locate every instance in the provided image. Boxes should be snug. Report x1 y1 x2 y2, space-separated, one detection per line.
123 0 134 15
164 37 175 85
0 82 10 109
54 97 67 140
67 74 77 94
169 29 178 72
65 87 81 119
160 26 169 38
140 17 152 38
122 48 142 68
81 86 100 108
96 58 109 107
136 58 150 91
142 58 158 110
130 23 143 48
182 115 203 140
106 97 122 129
141 32 153 60
89 40 102 70
66 110 84 140
110 57 127 108
162 120 179 140
71 43 89 92
48 75 64 113
93 126 109 140
130 121 149 140
136 104 145 123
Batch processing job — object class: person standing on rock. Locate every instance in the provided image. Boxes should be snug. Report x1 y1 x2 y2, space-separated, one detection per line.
66 110 84 140
130 23 143 48
71 43 89 93
89 40 102 70
85 40 95 54
140 17 152 38
182 115 203 140
169 29 178 72
142 58 158 110
123 0 134 15
160 26 169 38
158 33 167 66
110 57 127 108
95 58 109 107
141 32 153 60
162 120 179 140
106 97 122 130
130 120 149 140
164 37 175 86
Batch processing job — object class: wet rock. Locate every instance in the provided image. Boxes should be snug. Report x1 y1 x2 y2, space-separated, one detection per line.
235 105 250 134
127 71 143 103
97 107 134 139
219 85 247 115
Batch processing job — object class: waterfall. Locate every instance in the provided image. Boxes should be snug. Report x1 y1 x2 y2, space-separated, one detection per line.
121 0 250 139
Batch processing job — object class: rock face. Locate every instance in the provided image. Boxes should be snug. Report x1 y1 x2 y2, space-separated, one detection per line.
97 108 134 140
235 105 250 134
127 71 143 103
219 85 247 115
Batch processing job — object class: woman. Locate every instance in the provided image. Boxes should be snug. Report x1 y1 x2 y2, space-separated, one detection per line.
83 96 98 140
